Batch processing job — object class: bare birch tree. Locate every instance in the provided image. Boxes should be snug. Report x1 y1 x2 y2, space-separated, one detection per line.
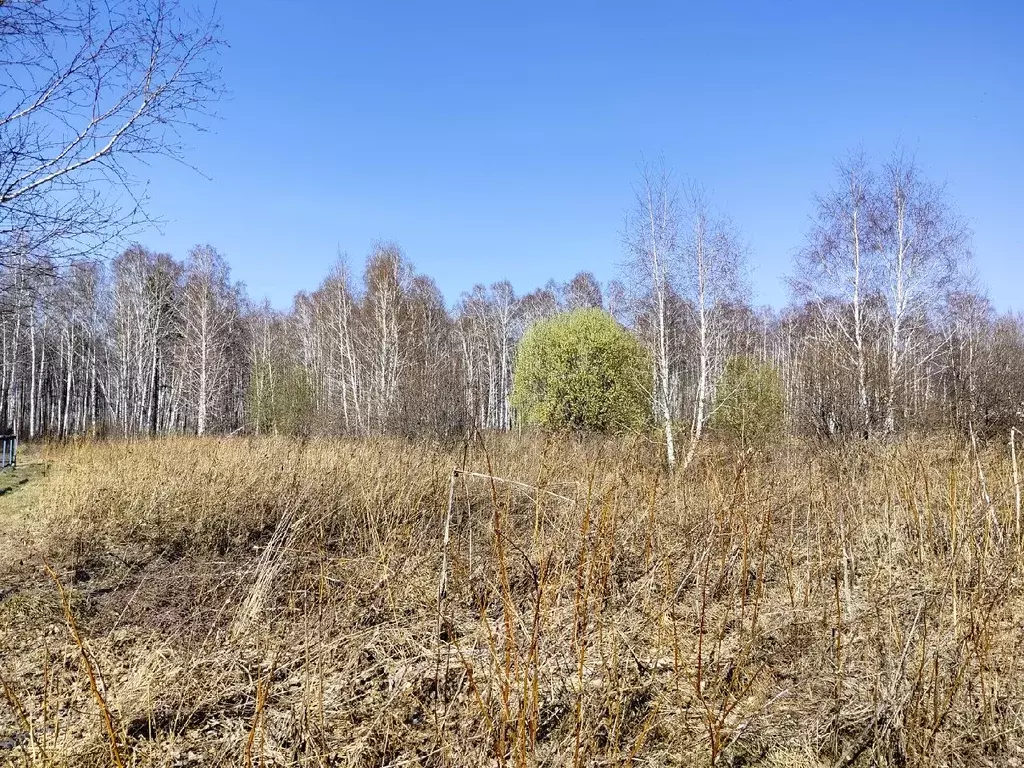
0 0 223 263
111 245 179 435
679 185 748 468
791 151 879 438
623 160 679 468
179 245 241 435
876 152 969 434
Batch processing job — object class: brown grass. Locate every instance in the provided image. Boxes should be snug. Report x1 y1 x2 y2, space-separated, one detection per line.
2 433 1024 766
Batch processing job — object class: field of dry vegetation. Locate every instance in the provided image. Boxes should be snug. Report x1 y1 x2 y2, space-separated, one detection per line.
2 434 1024 767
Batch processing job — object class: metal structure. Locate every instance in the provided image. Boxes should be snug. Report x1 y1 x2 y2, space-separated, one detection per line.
0 435 16 469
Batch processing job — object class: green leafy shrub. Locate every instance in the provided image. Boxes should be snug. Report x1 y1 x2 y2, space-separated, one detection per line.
711 356 784 447
512 309 651 433
248 362 315 435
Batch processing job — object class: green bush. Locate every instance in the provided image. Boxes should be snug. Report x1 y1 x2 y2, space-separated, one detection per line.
711 356 784 447
248 362 315 435
512 309 651 434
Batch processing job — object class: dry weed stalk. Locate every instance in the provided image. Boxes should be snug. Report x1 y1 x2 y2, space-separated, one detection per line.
43 561 124 768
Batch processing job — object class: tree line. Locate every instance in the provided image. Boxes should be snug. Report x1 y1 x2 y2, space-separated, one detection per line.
0 149 1021 446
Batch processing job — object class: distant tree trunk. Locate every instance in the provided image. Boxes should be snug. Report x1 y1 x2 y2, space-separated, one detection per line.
63 325 74 438
851 205 871 439
150 349 160 436
28 312 36 439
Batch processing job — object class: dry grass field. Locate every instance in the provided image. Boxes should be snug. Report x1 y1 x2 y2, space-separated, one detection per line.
2 434 1024 767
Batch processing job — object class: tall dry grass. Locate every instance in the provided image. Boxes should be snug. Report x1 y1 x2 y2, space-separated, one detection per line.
2 433 1024 766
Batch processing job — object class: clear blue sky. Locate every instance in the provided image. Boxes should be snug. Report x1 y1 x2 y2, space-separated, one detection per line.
140 1 1024 311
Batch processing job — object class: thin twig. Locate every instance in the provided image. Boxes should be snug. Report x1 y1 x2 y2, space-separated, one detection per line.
454 469 576 505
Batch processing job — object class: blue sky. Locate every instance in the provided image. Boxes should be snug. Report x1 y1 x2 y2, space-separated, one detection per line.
140 1 1024 311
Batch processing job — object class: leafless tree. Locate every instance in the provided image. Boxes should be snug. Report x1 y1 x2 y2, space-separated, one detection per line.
792 151 879 438
0 0 223 264
623 159 679 468
875 152 970 434
678 184 748 468
792 149 972 438
456 283 517 430
563 271 603 310
111 245 179 435
179 245 241 435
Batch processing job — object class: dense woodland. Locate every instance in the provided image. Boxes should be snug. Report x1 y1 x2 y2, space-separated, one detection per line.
1 152 1021 445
